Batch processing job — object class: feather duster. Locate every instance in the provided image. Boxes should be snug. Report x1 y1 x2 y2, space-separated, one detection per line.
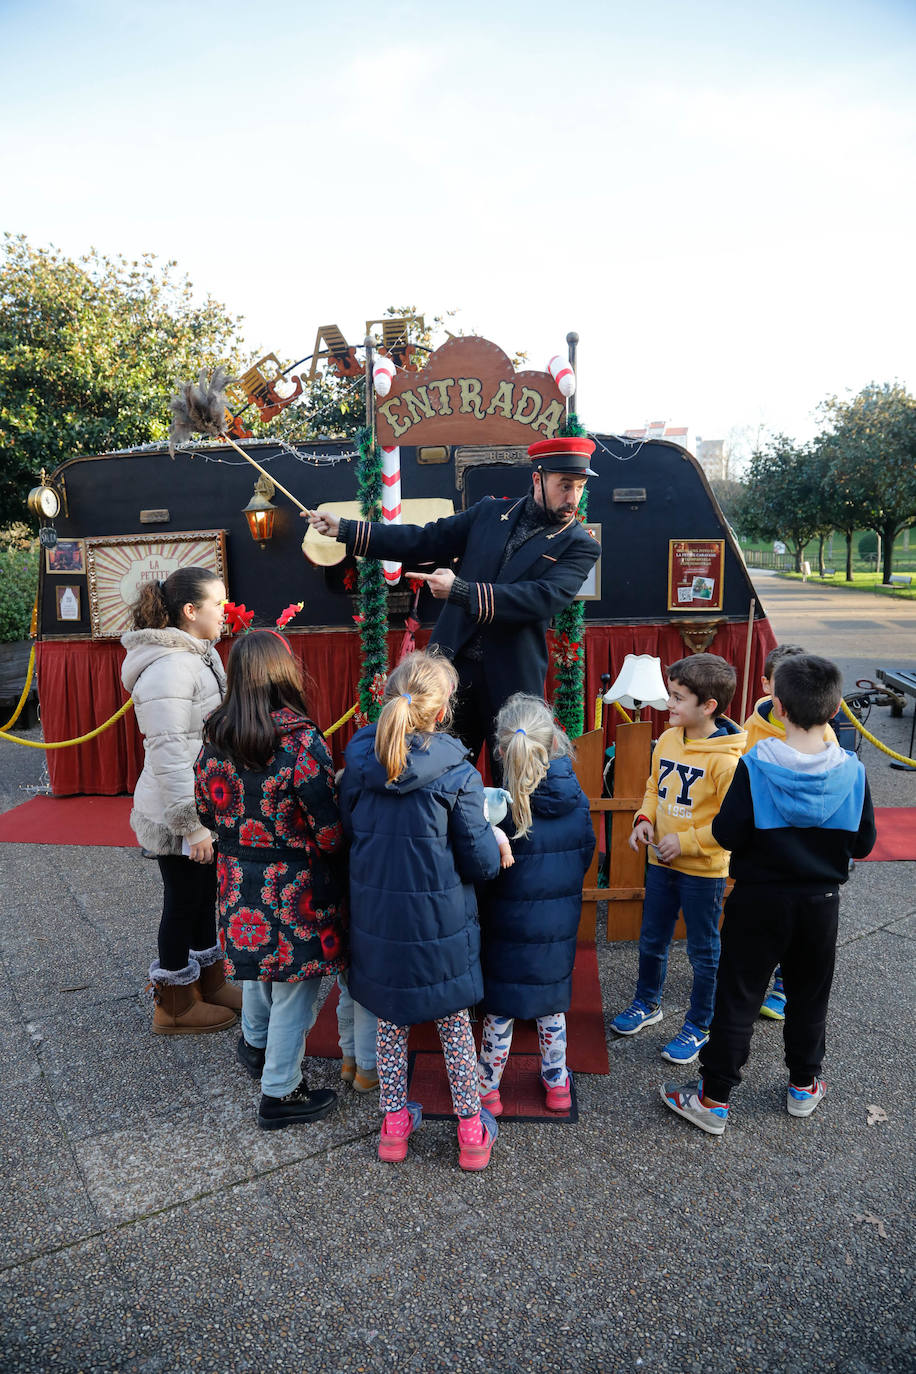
168 367 235 458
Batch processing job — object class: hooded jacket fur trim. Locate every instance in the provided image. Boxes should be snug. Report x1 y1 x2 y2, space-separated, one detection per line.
121 627 226 855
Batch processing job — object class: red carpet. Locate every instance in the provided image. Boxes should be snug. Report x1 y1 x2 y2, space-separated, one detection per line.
0 795 137 847
860 807 916 862
305 941 609 1075
406 1052 578 1122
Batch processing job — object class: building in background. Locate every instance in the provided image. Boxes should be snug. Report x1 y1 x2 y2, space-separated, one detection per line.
622 423 727 482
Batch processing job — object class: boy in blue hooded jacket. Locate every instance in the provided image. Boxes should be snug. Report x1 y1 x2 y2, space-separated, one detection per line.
661 654 876 1135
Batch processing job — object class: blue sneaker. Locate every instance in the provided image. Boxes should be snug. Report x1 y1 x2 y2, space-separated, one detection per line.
760 974 786 1021
660 1079 728 1136
612 998 663 1036
660 1021 709 1064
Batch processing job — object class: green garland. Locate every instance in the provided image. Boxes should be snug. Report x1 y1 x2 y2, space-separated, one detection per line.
354 426 388 722
552 411 589 738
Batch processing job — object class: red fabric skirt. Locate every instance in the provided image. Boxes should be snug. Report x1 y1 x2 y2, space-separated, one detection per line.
37 619 775 796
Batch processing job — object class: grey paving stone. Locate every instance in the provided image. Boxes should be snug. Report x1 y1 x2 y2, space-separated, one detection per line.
0 1237 139 1374
0 1083 99 1266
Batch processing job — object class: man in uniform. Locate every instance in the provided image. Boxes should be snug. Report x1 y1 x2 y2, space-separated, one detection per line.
308 436 600 765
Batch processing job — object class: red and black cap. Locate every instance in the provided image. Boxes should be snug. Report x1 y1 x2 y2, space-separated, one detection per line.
527 436 597 477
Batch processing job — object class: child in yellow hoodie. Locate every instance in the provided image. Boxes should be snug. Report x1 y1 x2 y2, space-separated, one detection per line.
611 654 746 1064
744 644 839 1020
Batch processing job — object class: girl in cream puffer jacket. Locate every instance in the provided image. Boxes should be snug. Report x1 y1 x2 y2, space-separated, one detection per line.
120 566 240 1035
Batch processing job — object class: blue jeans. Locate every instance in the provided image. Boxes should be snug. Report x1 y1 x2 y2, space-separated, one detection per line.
335 973 378 1072
241 980 323 1098
635 864 726 1031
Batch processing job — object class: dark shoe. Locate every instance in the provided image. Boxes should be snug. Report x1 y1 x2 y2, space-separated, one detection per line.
236 1035 266 1080
257 1080 338 1130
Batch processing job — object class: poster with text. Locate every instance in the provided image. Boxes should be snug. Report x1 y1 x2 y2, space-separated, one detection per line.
667 539 724 612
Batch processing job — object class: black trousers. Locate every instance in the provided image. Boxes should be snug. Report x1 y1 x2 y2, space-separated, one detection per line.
156 855 218 972
700 883 841 1102
451 657 502 777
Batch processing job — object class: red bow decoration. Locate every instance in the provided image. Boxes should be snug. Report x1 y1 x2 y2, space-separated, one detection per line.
223 602 255 634
554 633 581 667
276 602 304 629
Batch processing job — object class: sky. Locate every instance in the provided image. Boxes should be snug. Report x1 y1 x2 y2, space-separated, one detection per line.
2 0 915 457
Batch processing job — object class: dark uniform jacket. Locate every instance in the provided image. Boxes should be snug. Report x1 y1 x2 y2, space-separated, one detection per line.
339 725 501 1026
342 496 600 706
479 756 596 1020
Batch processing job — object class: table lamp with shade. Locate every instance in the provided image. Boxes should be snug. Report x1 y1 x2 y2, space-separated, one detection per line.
602 655 669 721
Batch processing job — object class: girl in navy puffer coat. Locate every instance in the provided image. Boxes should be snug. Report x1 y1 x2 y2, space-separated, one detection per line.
340 651 501 1171
477 694 595 1115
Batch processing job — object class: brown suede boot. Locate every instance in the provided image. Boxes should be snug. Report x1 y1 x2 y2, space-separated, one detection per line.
150 960 237 1035
194 951 243 1012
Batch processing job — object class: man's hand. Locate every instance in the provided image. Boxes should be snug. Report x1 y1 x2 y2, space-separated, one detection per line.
307 510 341 537
406 569 455 600
629 819 655 852
656 833 681 864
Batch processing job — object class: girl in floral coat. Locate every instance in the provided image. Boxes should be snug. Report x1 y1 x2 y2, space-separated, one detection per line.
194 631 346 1131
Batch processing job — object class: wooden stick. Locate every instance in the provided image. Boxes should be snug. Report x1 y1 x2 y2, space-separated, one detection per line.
740 597 756 722
219 433 313 516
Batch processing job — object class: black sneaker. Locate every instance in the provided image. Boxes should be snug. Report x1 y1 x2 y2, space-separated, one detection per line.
257 1080 338 1130
236 1036 266 1080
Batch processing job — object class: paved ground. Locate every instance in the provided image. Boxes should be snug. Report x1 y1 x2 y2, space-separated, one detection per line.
0 579 913 1373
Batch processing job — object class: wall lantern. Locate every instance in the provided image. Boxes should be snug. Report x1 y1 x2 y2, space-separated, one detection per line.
242 475 277 547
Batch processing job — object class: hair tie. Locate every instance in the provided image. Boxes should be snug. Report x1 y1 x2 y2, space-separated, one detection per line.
402 693 412 704
514 727 527 735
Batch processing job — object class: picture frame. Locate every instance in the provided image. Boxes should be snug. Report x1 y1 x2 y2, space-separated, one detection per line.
45 539 86 574
575 524 602 601
84 530 227 639
55 585 82 622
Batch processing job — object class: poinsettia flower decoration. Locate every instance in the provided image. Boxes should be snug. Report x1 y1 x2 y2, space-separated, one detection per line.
222 601 255 634
554 632 581 666
276 602 304 630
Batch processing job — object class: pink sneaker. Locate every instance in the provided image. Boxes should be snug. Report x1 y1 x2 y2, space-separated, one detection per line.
457 1108 498 1172
479 1087 503 1118
541 1073 572 1113
378 1101 422 1162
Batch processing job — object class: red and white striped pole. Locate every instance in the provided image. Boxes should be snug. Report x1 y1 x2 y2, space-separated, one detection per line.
381 444 402 584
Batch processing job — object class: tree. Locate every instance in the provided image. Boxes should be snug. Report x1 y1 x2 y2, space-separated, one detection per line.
820 382 916 583
709 477 747 531
738 435 831 572
0 234 246 525
811 433 873 580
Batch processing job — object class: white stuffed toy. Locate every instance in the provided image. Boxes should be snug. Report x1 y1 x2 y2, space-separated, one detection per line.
483 786 515 869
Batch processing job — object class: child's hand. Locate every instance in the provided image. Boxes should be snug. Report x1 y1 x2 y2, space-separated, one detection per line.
656 833 681 863
492 825 514 868
629 819 655 851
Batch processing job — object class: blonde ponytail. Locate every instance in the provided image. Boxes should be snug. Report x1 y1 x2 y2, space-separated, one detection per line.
496 693 574 839
374 650 458 783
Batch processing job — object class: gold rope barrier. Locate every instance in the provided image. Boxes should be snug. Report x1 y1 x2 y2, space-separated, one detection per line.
324 703 357 736
840 698 916 767
0 699 135 749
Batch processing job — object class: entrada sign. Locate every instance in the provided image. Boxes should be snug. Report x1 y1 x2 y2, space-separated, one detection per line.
375 337 567 447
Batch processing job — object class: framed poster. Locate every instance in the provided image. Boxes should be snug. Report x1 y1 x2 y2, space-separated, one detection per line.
576 524 602 601
85 531 227 639
56 585 81 621
667 539 724 612
45 539 86 574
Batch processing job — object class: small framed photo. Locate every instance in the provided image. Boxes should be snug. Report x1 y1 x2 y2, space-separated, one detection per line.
45 539 86 574
575 524 602 601
55 585 82 622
